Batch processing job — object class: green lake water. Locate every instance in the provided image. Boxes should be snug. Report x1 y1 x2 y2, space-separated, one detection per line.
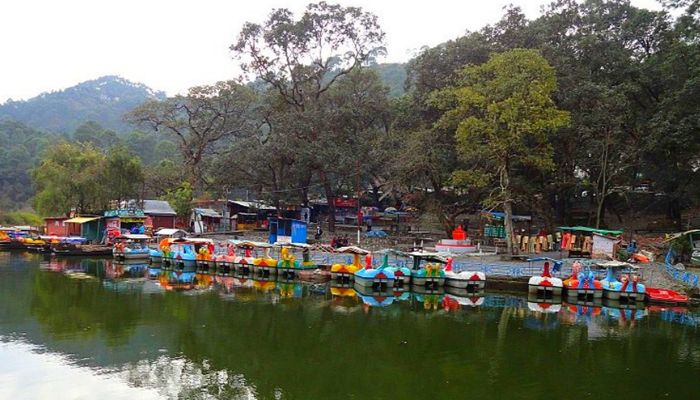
1 251 699 400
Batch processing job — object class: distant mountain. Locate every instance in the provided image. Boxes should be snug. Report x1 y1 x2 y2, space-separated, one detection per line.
370 63 407 97
0 76 166 133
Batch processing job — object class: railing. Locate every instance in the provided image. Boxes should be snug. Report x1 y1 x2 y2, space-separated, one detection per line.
307 252 577 279
664 249 700 288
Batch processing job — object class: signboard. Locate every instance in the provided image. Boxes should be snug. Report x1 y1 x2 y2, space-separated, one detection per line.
333 198 358 208
104 209 146 218
105 218 120 229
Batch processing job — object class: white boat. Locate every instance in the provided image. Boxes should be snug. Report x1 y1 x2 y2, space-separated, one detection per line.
443 258 486 292
527 257 563 296
113 234 151 261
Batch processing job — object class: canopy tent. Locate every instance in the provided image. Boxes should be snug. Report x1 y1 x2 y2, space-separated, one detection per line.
559 226 623 236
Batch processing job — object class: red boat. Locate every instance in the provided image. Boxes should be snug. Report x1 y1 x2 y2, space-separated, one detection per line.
645 287 688 305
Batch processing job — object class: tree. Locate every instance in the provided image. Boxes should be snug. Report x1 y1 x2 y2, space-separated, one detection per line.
231 1 385 231
72 121 120 149
100 144 144 204
433 49 569 254
163 182 193 218
32 142 108 215
0 120 51 208
144 159 184 198
127 81 257 193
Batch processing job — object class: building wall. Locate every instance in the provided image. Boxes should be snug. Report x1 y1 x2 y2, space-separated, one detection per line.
45 219 68 236
592 235 617 259
150 215 175 229
66 223 82 237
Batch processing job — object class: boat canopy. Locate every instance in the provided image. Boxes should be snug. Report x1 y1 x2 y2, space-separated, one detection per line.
154 228 188 238
274 242 311 249
595 260 635 269
229 239 272 248
335 246 370 255
119 234 151 240
402 250 447 263
663 229 700 243
559 226 623 236
186 237 215 243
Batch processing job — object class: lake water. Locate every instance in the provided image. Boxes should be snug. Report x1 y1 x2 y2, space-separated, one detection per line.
1 252 699 400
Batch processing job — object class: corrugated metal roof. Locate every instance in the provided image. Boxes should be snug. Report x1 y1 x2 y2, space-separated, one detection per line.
228 200 276 211
193 208 222 218
143 200 177 216
64 216 101 224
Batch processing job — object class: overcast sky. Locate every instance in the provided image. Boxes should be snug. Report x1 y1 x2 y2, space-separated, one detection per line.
0 0 663 101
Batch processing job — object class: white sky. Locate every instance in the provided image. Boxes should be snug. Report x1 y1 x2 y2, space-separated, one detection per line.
0 0 663 101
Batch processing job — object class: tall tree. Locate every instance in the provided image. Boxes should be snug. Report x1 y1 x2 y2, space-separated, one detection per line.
32 142 108 215
231 1 385 231
433 49 569 254
127 81 257 193
100 144 144 204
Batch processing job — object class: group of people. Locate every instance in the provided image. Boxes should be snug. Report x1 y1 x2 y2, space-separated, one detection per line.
329 235 350 248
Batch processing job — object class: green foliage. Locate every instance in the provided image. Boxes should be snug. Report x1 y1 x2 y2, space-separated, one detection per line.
32 142 107 215
434 49 569 183
433 49 569 252
73 121 120 148
127 81 256 193
163 182 193 217
145 159 184 198
369 63 407 97
229 2 387 230
0 210 43 226
31 141 144 216
101 144 144 203
0 120 52 208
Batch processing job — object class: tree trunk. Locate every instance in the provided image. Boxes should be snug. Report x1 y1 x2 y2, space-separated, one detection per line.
501 164 516 255
319 169 336 232
595 135 610 229
669 197 683 230
503 200 516 255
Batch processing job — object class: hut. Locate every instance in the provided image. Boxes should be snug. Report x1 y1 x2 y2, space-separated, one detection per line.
103 207 147 239
63 216 103 243
268 217 307 244
227 200 277 230
559 226 623 258
143 200 177 230
44 216 74 237
191 208 223 233
592 233 622 259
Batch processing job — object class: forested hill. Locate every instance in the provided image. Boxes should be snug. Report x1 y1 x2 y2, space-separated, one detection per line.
0 76 166 133
370 63 406 97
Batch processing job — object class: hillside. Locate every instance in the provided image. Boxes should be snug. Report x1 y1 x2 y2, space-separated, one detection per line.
370 63 406 97
0 76 166 133
0 120 56 208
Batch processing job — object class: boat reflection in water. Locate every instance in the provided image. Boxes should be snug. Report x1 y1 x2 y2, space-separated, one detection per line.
33 256 693 333
6 253 700 400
